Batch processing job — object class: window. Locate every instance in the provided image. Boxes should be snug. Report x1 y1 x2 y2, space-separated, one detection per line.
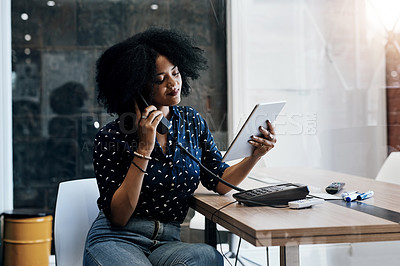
228 0 389 177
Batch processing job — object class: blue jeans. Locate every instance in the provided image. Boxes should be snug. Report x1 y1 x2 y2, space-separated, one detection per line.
83 211 223 266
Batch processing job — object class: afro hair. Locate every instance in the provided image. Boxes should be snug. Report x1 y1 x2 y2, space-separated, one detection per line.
96 28 208 116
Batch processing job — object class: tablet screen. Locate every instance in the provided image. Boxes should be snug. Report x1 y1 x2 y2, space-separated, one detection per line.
222 101 286 162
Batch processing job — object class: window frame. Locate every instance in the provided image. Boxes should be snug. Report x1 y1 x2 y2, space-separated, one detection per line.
0 0 14 212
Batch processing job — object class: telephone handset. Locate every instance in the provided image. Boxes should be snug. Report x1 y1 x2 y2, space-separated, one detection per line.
136 92 169 134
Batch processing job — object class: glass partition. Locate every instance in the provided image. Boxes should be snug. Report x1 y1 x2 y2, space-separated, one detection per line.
226 1 400 265
228 0 396 178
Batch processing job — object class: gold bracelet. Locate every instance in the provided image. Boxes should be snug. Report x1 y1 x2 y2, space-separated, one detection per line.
134 151 152 160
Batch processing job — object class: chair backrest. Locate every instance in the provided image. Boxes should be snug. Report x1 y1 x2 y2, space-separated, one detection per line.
375 152 400 184
54 178 99 266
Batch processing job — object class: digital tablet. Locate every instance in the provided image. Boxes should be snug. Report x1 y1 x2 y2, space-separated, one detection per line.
222 101 286 162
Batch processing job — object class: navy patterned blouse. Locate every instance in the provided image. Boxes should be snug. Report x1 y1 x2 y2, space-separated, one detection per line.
93 106 230 223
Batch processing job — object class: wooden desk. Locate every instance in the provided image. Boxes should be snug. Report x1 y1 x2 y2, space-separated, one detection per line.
190 167 400 266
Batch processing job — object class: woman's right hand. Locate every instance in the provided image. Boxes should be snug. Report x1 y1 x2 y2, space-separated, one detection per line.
134 103 163 156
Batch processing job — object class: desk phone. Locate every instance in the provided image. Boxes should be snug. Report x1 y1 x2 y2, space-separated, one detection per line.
233 183 309 207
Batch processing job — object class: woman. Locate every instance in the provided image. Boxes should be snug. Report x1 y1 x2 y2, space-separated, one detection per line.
83 28 277 266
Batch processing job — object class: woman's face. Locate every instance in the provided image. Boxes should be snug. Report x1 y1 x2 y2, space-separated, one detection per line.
150 55 182 109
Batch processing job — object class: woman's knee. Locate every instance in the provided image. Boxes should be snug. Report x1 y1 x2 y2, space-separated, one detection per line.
187 243 223 265
150 242 223 266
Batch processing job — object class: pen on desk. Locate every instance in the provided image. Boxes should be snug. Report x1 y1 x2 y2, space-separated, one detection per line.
357 191 374 201
344 192 360 202
341 191 358 199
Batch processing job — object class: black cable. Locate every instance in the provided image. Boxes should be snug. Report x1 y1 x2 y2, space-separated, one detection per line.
216 229 233 266
237 199 290 208
215 201 237 266
209 200 238 266
175 142 245 192
210 200 238 225
234 237 242 266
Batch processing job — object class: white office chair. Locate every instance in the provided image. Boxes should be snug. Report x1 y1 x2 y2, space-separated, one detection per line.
375 152 400 184
54 178 100 266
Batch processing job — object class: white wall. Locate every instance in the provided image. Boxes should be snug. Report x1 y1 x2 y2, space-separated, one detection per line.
228 0 387 178
0 0 13 213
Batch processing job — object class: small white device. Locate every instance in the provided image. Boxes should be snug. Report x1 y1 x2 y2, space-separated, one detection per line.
288 198 325 209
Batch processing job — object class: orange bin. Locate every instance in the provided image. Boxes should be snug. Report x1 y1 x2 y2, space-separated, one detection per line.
3 211 52 266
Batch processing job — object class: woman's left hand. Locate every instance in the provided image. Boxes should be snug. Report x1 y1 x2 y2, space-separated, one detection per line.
248 120 277 158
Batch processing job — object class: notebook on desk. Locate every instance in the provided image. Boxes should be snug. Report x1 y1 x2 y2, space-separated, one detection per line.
222 101 286 162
